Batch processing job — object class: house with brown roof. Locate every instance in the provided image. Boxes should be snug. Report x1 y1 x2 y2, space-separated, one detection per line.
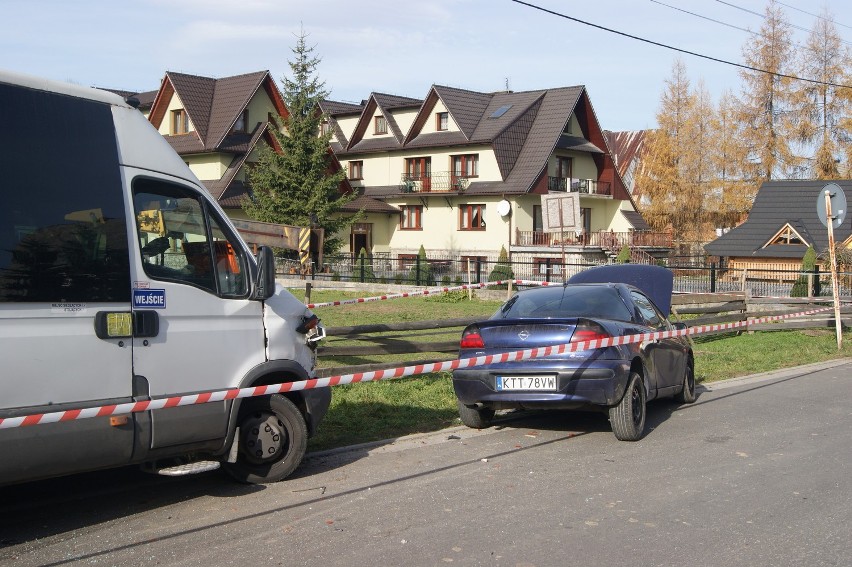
322 85 668 267
147 70 291 211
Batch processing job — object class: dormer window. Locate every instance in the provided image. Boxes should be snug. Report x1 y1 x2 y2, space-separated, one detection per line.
171 109 188 135
233 109 248 133
766 224 806 246
375 115 388 135
436 112 448 131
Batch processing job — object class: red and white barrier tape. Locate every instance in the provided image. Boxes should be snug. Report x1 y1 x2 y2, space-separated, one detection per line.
0 305 838 430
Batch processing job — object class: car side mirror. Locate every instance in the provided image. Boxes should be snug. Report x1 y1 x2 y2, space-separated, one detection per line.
253 245 276 300
672 321 688 331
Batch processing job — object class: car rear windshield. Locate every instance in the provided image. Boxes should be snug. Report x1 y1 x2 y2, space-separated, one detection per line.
493 285 633 322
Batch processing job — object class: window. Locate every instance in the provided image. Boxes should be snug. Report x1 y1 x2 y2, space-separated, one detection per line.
349 161 363 180
133 179 248 297
398 254 418 270
320 120 329 136
556 157 572 179
405 157 431 191
631 291 666 329
400 205 423 230
374 115 388 135
533 257 559 276
460 204 486 230
233 109 248 133
171 109 188 135
767 224 805 246
490 104 512 118
436 112 449 131
452 154 478 178
0 83 130 303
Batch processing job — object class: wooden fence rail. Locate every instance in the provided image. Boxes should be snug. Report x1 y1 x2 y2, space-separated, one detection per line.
315 291 851 378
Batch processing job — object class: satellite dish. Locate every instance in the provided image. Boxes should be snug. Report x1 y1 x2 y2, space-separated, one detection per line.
497 199 511 217
817 183 847 229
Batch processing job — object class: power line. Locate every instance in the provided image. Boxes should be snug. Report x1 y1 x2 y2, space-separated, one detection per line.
714 0 852 46
768 1 852 32
649 0 809 52
509 0 852 90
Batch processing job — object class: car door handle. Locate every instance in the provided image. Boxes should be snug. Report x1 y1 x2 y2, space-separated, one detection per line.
134 310 159 338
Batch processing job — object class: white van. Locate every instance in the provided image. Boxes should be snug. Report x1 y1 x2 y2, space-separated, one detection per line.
0 70 330 486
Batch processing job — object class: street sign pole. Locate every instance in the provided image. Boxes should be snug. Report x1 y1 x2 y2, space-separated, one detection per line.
824 190 843 350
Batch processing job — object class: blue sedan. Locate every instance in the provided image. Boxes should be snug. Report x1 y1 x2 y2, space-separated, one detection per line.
452 265 695 440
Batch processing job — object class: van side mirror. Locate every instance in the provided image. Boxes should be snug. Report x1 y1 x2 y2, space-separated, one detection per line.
253 246 276 300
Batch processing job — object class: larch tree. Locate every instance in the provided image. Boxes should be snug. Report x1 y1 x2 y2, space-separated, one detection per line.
791 9 851 179
711 90 753 227
736 2 800 182
244 30 360 255
636 59 702 244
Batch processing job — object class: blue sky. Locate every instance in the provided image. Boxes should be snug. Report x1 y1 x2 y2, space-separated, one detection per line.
2 0 851 131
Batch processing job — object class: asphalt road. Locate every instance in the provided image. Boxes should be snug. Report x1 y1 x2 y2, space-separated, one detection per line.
1 359 850 567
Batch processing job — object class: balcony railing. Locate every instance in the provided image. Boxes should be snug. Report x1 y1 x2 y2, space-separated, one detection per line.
400 171 471 193
547 177 612 196
515 230 672 249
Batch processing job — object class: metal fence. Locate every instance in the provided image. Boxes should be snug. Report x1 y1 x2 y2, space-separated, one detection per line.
284 253 852 298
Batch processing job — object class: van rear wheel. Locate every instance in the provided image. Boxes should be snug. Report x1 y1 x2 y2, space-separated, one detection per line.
224 394 307 484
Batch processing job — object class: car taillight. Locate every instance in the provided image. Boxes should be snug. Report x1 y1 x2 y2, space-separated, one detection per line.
460 328 484 349
570 323 610 344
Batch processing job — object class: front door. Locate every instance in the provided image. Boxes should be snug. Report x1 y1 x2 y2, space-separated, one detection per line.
351 223 372 256
129 173 266 449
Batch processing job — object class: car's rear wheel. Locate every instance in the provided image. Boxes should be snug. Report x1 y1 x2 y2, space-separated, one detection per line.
675 360 697 404
457 400 495 429
223 394 307 484
609 371 646 441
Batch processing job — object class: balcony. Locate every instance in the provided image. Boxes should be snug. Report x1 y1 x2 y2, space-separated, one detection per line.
515 230 672 250
547 177 612 196
400 172 471 193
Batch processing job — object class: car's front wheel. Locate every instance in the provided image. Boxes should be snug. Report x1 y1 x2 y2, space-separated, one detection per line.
223 394 307 484
608 371 646 441
457 400 495 429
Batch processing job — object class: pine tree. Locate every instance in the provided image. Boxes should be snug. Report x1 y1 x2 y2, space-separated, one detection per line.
244 30 360 255
712 90 753 228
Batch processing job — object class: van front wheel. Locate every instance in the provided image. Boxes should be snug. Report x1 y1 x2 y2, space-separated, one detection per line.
224 394 307 484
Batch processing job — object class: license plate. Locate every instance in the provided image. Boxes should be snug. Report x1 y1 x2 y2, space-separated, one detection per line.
496 375 557 391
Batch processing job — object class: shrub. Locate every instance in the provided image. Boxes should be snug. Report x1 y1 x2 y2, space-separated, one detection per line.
488 246 514 289
408 245 434 285
355 248 376 283
616 244 631 263
791 246 817 297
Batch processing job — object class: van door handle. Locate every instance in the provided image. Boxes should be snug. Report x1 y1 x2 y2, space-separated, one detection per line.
134 310 160 338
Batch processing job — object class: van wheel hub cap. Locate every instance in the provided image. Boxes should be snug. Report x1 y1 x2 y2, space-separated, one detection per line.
241 412 287 464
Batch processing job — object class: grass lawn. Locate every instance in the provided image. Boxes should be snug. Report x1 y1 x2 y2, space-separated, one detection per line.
300 288 852 451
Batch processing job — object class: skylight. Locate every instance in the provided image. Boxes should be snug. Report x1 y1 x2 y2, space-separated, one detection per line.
490 104 512 118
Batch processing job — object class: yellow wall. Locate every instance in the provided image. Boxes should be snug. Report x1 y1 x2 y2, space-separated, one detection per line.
157 92 195 136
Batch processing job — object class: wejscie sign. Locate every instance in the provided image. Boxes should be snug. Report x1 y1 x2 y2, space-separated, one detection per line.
133 289 166 309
